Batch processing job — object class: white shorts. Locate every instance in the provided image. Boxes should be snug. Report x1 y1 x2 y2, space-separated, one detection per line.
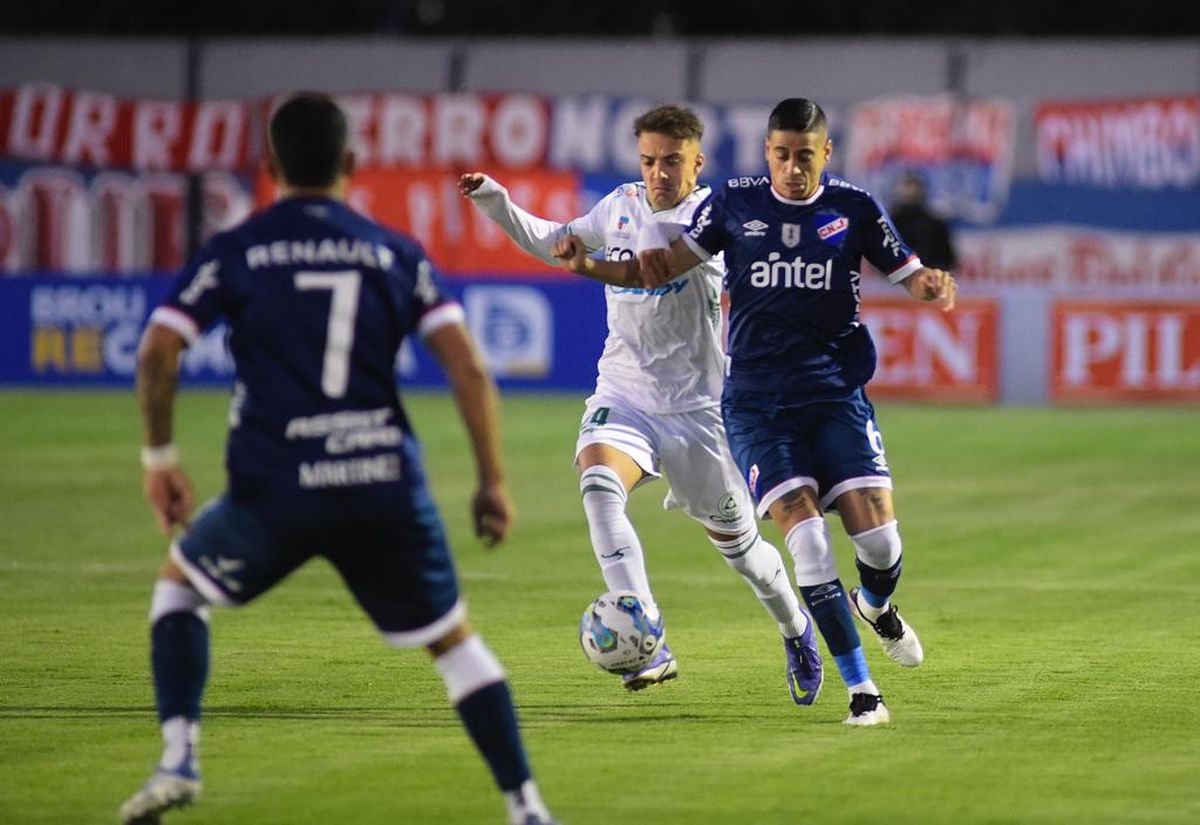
574 398 756 535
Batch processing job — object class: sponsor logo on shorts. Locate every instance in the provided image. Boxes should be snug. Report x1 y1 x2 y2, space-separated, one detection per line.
709 492 742 524
748 464 760 496
198 554 245 593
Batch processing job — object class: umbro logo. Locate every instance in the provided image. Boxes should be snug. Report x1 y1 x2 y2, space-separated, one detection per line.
743 220 768 237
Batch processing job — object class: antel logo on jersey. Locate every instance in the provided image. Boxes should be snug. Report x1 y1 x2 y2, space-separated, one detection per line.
749 253 833 290
742 220 768 237
782 224 802 248
817 217 849 240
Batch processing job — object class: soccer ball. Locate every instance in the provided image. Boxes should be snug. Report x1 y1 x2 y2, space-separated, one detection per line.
579 590 664 674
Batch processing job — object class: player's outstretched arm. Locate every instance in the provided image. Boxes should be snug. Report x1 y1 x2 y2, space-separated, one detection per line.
424 321 514 547
136 324 195 535
638 236 702 289
903 266 957 312
458 171 572 267
551 234 642 287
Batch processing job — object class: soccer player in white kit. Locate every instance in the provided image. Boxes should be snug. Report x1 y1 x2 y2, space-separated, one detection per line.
459 105 821 703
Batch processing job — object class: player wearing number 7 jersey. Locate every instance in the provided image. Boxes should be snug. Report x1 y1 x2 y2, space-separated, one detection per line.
119 93 556 825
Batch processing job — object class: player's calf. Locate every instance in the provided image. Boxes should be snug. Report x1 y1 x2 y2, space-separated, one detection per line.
433 633 558 825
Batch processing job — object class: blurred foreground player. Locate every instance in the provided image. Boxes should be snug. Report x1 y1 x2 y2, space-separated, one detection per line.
119 93 556 825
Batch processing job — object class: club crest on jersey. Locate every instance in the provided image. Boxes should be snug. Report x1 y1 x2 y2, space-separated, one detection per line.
782 223 802 248
617 215 630 231
742 219 768 237
817 217 848 241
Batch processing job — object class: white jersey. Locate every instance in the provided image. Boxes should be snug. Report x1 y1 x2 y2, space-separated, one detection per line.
467 177 726 413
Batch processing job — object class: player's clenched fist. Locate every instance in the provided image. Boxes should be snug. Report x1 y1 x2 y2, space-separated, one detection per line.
551 234 589 274
638 248 673 289
457 172 486 195
905 267 957 311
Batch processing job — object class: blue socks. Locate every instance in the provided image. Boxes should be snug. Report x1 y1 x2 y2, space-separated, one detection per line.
856 558 902 607
151 612 209 723
800 579 870 687
454 681 531 791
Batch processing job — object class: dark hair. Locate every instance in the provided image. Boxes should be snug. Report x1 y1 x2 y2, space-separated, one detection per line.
633 104 704 141
767 98 828 134
268 92 348 188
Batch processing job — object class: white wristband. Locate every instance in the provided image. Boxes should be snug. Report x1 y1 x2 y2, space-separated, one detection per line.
141 443 179 469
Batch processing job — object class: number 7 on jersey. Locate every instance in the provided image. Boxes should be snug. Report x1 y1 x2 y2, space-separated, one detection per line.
294 270 362 399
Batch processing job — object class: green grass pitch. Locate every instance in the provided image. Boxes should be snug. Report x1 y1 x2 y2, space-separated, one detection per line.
1 389 1198 824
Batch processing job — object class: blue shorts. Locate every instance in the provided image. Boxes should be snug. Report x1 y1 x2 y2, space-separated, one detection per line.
172 483 462 647
721 387 892 517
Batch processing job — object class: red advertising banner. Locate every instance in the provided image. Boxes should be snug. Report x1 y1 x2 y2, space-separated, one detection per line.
1035 96 1200 189
1051 300 1200 402
0 85 557 174
843 95 1016 222
257 167 583 275
864 297 999 403
0 84 262 172
957 227 1200 292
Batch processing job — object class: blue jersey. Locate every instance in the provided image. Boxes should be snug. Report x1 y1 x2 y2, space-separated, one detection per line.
149 196 463 500
682 174 922 397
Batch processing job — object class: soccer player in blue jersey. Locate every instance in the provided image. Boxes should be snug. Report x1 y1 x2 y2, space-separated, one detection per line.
459 105 821 705
557 98 955 726
119 93 557 824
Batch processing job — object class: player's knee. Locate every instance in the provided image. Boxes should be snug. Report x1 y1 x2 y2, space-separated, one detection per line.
785 516 838 586
149 578 210 624
710 530 780 590
851 519 902 570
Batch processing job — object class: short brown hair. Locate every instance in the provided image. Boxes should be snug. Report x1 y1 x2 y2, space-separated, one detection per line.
633 104 704 141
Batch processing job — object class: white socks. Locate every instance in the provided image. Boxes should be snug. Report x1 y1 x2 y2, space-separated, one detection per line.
784 516 838 587
504 779 553 825
433 635 507 704
579 465 657 619
710 531 809 638
159 716 199 773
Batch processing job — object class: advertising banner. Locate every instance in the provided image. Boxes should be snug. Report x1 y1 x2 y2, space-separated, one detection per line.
1035 96 1200 190
256 167 584 277
1051 299 1200 402
0 84 777 183
0 85 261 172
864 297 999 403
0 160 252 273
844 95 1017 223
956 226 1200 292
0 275 607 391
